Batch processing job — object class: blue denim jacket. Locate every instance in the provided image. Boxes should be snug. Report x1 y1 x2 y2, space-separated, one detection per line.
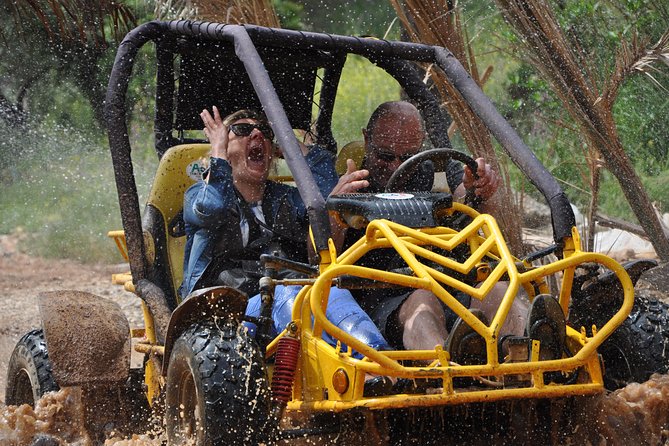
180 145 338 298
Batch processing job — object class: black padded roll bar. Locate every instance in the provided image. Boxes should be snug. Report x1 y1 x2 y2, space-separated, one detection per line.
106 21 167 282
106 20 576 283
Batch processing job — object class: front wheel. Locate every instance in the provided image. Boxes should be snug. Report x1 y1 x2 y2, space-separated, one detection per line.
165 321 273 446
5 329 60 406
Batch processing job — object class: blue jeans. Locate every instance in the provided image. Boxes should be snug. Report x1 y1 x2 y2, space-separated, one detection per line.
245 285 390 357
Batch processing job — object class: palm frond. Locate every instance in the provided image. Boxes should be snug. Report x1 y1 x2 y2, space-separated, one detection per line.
598 30 669 119
6 0 136 46
632 31 669 88
155 0 280 27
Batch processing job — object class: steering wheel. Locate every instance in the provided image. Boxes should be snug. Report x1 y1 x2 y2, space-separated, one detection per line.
385 148 482 208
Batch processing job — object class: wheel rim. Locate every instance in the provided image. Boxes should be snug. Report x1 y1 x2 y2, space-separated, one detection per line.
12 367 37 406
167 340 206 446
177 370 200 441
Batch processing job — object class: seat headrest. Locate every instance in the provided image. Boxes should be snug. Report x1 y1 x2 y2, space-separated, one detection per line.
336 141 366 175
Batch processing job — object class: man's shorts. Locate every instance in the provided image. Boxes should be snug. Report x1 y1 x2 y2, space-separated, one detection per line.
369 290 472 349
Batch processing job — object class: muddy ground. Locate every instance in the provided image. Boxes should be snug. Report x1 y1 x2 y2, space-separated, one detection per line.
0 234 142 403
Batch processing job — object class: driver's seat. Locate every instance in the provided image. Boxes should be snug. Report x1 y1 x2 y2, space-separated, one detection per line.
335 141 365 175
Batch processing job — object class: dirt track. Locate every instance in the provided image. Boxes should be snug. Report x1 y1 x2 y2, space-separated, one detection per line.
0 234 142 403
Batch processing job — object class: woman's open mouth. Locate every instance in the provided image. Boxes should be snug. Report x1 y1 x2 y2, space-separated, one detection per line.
247 143 267 171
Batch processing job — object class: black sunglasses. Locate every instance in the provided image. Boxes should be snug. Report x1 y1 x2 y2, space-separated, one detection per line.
374 149 414 163
229 122 274 141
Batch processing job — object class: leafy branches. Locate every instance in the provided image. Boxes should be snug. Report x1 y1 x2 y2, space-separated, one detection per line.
0 0 138 129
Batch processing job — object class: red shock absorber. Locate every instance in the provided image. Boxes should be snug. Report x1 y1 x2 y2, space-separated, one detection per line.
271 333 300 403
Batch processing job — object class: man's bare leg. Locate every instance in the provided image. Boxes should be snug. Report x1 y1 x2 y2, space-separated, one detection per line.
398 284 527 351
398 289 448 350
469 283 528 337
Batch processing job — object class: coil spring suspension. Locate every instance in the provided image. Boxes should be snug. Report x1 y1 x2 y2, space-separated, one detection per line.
271 334 300 403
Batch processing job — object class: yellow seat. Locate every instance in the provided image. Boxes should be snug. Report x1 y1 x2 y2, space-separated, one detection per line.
335 141 366 175
147 143 211 299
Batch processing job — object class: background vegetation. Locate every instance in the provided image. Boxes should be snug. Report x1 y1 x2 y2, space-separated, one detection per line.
0 0 667 262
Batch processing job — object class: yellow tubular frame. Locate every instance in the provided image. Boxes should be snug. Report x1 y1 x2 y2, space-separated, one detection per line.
281 207 633 412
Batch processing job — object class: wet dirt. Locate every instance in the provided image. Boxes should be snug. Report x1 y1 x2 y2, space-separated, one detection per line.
0 234 143 402
2 233 669 445
0 234 149 445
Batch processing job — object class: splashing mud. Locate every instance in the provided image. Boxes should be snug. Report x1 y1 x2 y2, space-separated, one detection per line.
0 388 90 446
2 375 669 445
0 387 162 446
584 373 669 444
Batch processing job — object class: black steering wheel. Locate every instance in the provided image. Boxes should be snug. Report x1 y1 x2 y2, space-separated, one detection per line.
385 148 482 208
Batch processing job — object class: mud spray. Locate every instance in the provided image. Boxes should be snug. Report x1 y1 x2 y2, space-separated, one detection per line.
2 375 669 445
0 387 161 446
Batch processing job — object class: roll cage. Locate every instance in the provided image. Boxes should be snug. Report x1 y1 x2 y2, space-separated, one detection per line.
105 20 575 298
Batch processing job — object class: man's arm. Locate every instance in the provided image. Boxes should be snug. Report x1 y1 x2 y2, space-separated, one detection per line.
326 158 372 251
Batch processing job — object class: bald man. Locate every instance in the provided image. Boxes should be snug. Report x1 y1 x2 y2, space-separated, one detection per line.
335 101 527 365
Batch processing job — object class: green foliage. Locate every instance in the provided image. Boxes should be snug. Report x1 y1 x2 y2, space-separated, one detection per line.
0 6 157 261
328 55 401 146
298 0 399 38
614 76 669 170
643 171 669 215
272 0 305 30
0 122 155 263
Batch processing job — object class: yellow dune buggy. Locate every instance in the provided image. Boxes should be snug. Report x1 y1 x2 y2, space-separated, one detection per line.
6 20 667 445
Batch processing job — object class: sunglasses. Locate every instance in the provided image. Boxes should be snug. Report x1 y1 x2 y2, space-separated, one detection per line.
229 122 274 141
374 149 415 164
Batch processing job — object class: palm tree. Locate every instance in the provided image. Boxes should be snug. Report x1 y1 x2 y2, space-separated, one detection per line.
492 0 669 260
0 0 136 127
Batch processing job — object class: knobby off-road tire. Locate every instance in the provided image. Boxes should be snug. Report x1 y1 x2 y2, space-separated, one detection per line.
5 329 59 406
165 321 273 446
598 294 669 390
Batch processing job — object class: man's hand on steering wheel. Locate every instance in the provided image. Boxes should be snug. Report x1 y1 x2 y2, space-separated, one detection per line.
462 158 500 202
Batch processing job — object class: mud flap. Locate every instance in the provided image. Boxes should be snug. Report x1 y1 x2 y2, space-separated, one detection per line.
38 290 130 386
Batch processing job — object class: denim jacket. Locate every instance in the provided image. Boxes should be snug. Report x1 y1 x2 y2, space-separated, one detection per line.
180 145 337 298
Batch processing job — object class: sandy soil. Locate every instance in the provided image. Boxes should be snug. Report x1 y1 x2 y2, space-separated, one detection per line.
0 234 142 403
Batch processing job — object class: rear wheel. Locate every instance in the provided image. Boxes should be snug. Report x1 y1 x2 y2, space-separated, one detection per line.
599 294 669 389
165 321 273 446
5 329 59 406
